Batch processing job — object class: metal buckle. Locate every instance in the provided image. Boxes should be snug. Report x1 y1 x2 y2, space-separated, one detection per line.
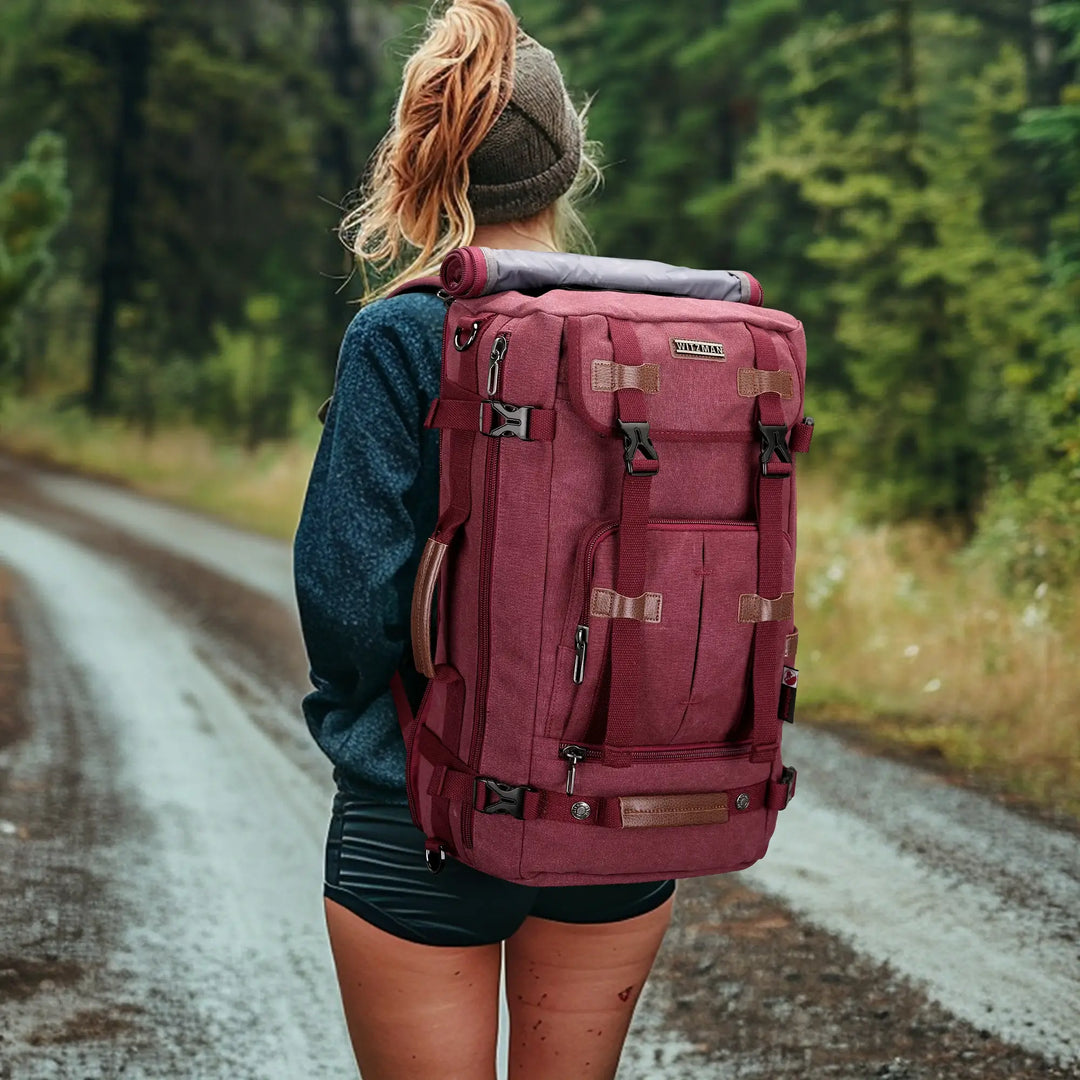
617 419 659 475
480 400 531 440
473 776 530 818
758 422 792 475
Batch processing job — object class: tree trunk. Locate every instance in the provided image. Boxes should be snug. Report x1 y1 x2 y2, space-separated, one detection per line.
87 19 152 415
320 0 379 366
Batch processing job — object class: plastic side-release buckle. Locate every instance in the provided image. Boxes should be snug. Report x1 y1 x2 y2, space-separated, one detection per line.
473 776 532 818
764 765 797 810
758 421 792 475
618 418 659 475
778 765 797 807
480 399 532 439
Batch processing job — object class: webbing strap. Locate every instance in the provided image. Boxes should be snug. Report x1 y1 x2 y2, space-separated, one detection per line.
424 325 484 847
431 763 790 826
748 325 792 761
789 420 814 453
425 393 557 441
600 319 658 762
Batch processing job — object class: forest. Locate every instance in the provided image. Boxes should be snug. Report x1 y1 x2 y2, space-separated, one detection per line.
1 2 1077 808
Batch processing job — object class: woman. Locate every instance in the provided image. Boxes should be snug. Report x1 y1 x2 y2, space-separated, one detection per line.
293 3 676 1077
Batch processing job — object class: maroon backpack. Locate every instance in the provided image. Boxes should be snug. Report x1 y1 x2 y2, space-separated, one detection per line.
387 246 812 885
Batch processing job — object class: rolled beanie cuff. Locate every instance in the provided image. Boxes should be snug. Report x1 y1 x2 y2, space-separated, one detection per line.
468 142 581 224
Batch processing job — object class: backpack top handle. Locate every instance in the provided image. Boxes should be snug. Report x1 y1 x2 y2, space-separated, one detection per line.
440 246 764 306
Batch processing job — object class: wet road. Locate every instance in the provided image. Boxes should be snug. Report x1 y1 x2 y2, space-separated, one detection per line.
1 458 1077 1079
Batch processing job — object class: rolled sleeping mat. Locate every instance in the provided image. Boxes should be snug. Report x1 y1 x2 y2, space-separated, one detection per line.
439 245 764 305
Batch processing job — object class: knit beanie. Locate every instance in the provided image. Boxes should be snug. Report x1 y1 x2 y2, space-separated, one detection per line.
466 29 583 225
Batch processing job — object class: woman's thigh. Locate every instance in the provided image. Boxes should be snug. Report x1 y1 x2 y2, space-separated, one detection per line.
325 897 502 1080
322 794 676 1078
321 795 530 1079
503 890 677 1080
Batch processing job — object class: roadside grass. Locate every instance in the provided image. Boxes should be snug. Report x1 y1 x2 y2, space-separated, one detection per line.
2 397 1077 820
796 455 1080 820
0 397 319 540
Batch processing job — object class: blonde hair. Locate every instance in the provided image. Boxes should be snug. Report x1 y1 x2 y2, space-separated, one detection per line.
339 0 601 303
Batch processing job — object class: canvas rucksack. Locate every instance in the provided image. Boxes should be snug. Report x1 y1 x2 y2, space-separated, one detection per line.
381 246 812 886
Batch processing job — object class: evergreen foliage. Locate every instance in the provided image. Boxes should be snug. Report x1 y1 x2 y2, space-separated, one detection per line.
0 131 71 383
0 0 1076 579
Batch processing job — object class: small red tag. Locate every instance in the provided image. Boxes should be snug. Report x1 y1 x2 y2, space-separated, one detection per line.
778 667 799 723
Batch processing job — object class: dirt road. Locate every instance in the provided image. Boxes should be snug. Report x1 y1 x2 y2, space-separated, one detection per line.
1 457 1076 1079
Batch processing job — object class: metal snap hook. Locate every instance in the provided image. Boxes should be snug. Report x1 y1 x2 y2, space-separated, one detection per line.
453 320 482 351
424 843 446 874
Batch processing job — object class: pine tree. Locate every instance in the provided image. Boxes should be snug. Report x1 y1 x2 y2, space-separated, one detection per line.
735 5 1061 527
0 131 71 384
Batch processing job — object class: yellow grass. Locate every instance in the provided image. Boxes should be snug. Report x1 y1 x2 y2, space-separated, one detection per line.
796 456 1080 819
0 397 319 540
2 398 1077 819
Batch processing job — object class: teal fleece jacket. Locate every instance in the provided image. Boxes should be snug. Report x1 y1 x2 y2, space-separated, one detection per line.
293 291 446 802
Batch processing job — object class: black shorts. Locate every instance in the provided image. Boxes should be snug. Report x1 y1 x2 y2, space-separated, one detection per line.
323 791 677 947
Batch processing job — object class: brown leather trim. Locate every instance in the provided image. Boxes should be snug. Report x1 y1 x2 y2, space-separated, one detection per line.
411 537 447 678
738 591 794 623
591 358 661 394
784 629 799 665
737 368 794 399
590 587 662 623
620 791 729 828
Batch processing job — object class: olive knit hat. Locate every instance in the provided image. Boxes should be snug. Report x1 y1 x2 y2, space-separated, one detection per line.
466 28 583 225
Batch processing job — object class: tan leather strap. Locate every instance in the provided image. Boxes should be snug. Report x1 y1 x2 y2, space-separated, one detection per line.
411 537 447 678
590 586 662 623
737 368 794 399
591 359 661 394
620 791 729 828
784 629 799 665
738 591 794 624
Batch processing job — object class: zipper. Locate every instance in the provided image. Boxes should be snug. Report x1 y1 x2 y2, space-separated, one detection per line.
559 744 587 794
571 518 756 684
486 334 507 396
558 741 753 796
464 328 510 849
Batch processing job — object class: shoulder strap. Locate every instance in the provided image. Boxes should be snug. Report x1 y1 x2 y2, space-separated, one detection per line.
316 276 446 424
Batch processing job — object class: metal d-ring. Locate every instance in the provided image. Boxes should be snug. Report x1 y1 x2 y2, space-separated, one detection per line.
453 320 482 351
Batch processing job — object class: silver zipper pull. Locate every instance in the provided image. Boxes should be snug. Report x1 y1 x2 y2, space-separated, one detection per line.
560 745 586 795
486 334 507 396
572 624 589 684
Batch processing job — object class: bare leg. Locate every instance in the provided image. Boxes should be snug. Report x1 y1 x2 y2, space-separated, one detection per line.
324 897 502 1080
504 893 675 1079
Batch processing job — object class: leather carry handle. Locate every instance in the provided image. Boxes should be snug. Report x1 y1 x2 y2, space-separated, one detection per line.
411 536 447 678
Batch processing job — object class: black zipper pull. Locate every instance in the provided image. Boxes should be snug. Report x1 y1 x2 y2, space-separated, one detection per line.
572 624 589 684
486 334 507 396
560 744 586 795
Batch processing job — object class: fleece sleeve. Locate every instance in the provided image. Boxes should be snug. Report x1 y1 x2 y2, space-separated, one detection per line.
292 305 432 798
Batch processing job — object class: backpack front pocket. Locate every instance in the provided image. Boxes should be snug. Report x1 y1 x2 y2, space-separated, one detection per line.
546 518 788 747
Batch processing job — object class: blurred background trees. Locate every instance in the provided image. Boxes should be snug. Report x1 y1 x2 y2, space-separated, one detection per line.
0 0 1077 589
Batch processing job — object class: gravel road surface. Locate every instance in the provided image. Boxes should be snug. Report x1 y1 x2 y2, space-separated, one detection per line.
1 458 1076 1079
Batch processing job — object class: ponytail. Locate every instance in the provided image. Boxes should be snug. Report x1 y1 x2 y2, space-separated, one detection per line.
341 0 519 301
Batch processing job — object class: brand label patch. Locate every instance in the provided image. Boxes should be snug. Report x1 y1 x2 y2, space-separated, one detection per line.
670 337 726 360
